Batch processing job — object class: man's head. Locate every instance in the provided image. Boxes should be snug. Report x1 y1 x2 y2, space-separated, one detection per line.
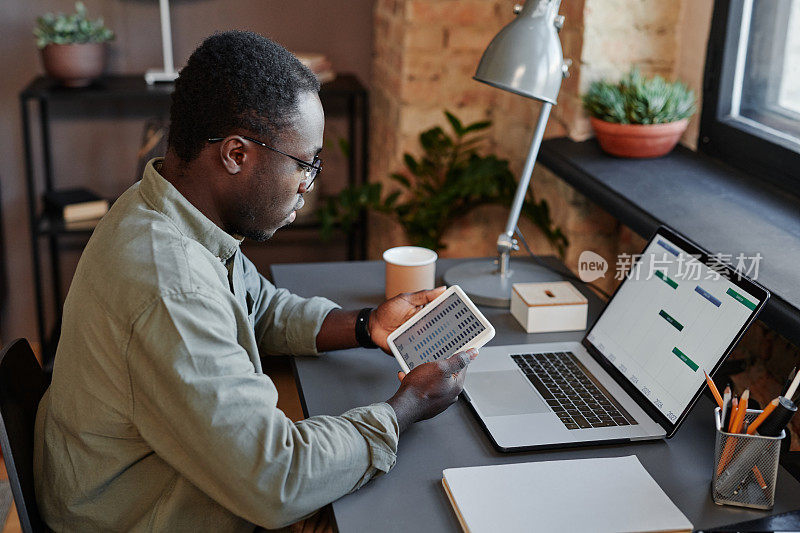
166 31 323 241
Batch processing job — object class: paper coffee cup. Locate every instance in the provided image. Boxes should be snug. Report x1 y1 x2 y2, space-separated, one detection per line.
383 246 438 299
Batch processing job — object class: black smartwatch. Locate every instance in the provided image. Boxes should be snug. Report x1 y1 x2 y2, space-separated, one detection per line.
355 307 378 349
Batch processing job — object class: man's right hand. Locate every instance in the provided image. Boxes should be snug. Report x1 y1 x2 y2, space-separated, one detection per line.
386 348 478 433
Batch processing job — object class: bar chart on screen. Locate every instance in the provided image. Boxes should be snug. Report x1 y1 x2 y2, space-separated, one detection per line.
587 236 761 422
394 293 487 369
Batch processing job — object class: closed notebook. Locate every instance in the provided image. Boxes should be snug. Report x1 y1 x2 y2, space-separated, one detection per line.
442 456 692 533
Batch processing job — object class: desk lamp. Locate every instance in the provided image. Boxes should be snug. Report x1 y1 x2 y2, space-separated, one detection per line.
443 0 570 307
144 0 179 84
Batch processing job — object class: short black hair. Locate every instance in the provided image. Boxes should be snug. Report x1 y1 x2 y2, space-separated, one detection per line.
167 30 320 162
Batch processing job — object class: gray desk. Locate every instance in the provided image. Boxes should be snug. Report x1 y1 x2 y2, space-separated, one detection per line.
272 257 800 532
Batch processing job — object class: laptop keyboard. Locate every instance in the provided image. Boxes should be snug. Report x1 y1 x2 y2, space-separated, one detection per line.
511 352 636 430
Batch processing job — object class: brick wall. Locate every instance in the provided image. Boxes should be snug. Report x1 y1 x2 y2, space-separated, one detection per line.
370 0 800 446
370 0 677 286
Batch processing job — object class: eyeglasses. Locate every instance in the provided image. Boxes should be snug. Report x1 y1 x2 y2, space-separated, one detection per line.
207 135 323 190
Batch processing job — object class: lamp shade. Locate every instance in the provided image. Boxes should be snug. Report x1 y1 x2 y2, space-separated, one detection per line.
474 0 565 103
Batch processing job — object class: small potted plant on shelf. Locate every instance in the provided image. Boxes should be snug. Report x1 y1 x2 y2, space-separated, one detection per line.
582 67 696 158
34 2 115 88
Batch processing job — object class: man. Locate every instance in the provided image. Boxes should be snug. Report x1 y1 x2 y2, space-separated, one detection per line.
33 31 476 532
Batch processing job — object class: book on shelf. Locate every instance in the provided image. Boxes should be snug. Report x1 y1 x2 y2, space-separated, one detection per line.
294 52 336 84
43 188 109 223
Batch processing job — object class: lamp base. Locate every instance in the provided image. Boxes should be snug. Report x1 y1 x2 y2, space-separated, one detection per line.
443 258 563 308
145 69 179 84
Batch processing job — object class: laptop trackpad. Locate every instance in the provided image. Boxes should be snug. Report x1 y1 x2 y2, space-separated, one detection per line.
467 370 550 417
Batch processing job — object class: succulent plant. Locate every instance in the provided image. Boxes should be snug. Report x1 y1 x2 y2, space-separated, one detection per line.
34 2 115 49
582 67 696 124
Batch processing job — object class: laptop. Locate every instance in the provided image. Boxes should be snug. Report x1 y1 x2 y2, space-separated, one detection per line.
463 226 769 451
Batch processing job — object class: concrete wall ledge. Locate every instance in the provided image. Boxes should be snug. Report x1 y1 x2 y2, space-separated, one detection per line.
539 137 800 348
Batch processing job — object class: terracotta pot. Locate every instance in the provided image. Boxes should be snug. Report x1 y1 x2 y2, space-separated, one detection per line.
589 117 689 158
40 43 105 88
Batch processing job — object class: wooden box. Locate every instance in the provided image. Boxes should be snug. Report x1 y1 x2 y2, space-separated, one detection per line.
510 281 588 333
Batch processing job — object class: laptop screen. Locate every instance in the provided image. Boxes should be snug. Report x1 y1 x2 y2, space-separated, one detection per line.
585 231 764 426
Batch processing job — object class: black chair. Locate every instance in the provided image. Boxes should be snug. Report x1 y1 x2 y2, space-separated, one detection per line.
0 339 48 533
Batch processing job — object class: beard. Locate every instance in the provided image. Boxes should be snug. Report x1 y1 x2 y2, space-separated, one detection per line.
229 211 274 242
227 192 278 242
224 166 301 242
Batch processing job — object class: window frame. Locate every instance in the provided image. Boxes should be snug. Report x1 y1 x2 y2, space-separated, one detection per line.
700 0 800 197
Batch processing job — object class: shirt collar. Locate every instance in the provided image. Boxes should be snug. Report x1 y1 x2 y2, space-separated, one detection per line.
138 158 242 262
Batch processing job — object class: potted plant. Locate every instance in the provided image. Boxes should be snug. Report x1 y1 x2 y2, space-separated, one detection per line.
582 67 696 158
34 2 115 87
318 111 568 256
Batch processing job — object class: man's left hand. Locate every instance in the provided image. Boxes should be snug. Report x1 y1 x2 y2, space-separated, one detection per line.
369 286 446 354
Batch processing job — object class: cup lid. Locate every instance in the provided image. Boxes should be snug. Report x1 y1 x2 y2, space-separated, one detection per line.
382 246 438 266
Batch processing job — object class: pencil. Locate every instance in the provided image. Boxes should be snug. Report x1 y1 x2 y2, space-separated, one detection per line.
718 395 741 476
727 397 739 433
705 370 724 409
717 391 750 476
733 390 750 433
717 435 736 475
753 466 768 490
747 398 780 435
721 386 731 429
785 369 800 400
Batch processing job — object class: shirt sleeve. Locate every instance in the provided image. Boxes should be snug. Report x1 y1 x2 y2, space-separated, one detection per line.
127 291 398 530
240 254 340 356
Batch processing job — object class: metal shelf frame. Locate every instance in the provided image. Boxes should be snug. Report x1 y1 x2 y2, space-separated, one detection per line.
20 74 369 364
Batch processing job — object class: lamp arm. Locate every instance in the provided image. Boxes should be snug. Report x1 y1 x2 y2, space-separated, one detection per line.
497 101 552 274
159 0 175 74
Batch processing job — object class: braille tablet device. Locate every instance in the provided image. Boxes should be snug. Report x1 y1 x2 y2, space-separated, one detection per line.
387 285 495 374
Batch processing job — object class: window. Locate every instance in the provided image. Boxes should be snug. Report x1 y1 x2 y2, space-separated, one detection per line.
701 0 800 194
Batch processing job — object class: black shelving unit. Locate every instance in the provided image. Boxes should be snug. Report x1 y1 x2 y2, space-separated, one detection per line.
20 74 369 364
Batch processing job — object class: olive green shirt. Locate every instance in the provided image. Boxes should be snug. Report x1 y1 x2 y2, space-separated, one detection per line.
33 159 399 532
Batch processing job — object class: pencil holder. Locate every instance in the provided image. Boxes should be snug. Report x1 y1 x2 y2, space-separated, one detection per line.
711 407 784 509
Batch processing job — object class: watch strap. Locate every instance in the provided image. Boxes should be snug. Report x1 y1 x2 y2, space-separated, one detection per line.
355 307 378 349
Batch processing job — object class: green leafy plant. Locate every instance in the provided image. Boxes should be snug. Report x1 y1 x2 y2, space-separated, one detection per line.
34 2 115 49
318 111 568 256
582 67 696 124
